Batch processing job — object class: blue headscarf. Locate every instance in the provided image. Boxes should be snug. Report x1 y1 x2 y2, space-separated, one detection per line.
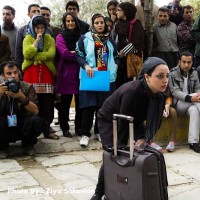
27 15 47 52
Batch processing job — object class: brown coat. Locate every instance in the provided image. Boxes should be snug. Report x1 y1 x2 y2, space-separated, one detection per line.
0 34 11 63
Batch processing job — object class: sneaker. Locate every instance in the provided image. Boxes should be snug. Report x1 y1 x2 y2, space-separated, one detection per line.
166 141 175 152
94 133 101 142
150 142 162 152
80 136 90 147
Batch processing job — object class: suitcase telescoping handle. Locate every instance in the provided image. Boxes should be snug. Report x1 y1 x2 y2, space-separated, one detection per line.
113 114 134 159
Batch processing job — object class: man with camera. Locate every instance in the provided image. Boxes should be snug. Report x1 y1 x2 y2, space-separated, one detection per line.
0 61 43 158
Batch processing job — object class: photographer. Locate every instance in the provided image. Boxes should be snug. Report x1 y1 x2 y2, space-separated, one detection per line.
0 61 43 158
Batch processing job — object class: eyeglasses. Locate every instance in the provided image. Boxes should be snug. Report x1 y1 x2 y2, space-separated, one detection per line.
41 13 50 17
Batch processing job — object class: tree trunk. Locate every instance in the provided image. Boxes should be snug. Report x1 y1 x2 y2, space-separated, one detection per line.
144 0 154 56
129 0 135 5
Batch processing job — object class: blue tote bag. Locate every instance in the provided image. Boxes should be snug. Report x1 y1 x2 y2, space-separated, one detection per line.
80 70 110 91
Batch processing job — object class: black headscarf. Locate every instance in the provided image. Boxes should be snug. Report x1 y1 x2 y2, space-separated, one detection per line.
138 57 167 80
61 12 81 51
138 57 168 142
118 2 137 22
114 2 137 50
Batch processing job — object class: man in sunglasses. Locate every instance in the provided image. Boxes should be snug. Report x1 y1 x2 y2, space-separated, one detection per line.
65 0 90 34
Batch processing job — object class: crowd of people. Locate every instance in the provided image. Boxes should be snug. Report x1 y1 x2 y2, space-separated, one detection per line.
0 0 200 159
1 0 200 199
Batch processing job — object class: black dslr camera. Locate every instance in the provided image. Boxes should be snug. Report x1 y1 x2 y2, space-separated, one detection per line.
4 78 20 93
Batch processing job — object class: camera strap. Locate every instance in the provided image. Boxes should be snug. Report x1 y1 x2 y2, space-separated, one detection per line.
8 97 14 115
7 97 17 127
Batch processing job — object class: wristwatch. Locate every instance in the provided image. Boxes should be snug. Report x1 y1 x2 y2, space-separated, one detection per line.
21 97 30 106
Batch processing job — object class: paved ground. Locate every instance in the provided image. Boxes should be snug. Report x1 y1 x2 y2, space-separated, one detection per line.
0 109 200 200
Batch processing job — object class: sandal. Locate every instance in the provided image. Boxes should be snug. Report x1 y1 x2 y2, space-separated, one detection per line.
45 133 59 140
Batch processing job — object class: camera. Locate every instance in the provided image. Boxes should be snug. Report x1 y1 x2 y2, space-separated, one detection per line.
4 78 20 93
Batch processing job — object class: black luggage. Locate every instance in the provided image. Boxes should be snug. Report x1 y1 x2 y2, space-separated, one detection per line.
103 114 168 200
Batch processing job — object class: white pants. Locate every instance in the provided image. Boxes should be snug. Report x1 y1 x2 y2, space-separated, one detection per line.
176 101 200 143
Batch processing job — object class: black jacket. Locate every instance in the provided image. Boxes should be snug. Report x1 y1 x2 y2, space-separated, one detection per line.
98 80 150 146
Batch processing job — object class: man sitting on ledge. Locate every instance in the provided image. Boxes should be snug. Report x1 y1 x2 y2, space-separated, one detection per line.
0 61 43 158
169 51 200 153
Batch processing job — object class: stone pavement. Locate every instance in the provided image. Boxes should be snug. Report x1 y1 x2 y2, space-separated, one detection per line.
0 108 200 200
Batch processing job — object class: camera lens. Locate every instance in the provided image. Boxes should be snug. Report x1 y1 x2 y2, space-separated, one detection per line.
9 83 20 93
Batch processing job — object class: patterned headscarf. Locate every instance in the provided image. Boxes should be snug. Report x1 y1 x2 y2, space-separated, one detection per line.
90 14 110 71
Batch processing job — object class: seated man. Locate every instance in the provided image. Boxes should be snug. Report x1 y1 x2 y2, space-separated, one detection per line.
169 51 200 153
0 61 43 158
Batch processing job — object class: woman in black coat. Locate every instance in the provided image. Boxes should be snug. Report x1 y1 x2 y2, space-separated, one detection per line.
113 2 145 88
91 57 169 200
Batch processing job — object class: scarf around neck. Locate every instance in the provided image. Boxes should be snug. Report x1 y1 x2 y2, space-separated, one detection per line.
92 33 109 71
61 28 80 51
141 80 166 142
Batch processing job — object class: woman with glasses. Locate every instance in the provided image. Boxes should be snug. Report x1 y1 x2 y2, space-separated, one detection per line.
113 2 145 88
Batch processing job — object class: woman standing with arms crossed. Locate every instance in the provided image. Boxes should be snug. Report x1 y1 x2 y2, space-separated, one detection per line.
22 15 58 140
91 57 169 200
56 12 81 138
76 13 119 147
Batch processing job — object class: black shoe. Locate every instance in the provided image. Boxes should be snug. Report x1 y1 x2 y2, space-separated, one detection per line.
90 193 102 200
189 143 200 153
22 145 35 156
63 130 72 138
75 129 82 136
0 149 9 159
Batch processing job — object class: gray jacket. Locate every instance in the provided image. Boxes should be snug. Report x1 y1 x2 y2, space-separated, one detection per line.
169 66 200 106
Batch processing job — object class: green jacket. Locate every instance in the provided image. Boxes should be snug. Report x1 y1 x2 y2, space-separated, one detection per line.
22 34 56 75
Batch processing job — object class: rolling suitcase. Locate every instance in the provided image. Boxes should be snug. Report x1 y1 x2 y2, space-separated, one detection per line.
104 114 168 200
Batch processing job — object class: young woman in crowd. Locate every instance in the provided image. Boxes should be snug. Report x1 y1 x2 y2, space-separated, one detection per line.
113 2 144 88
106 0 119 25
22 15 58 140
56 12 81 138
76 13 119 147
